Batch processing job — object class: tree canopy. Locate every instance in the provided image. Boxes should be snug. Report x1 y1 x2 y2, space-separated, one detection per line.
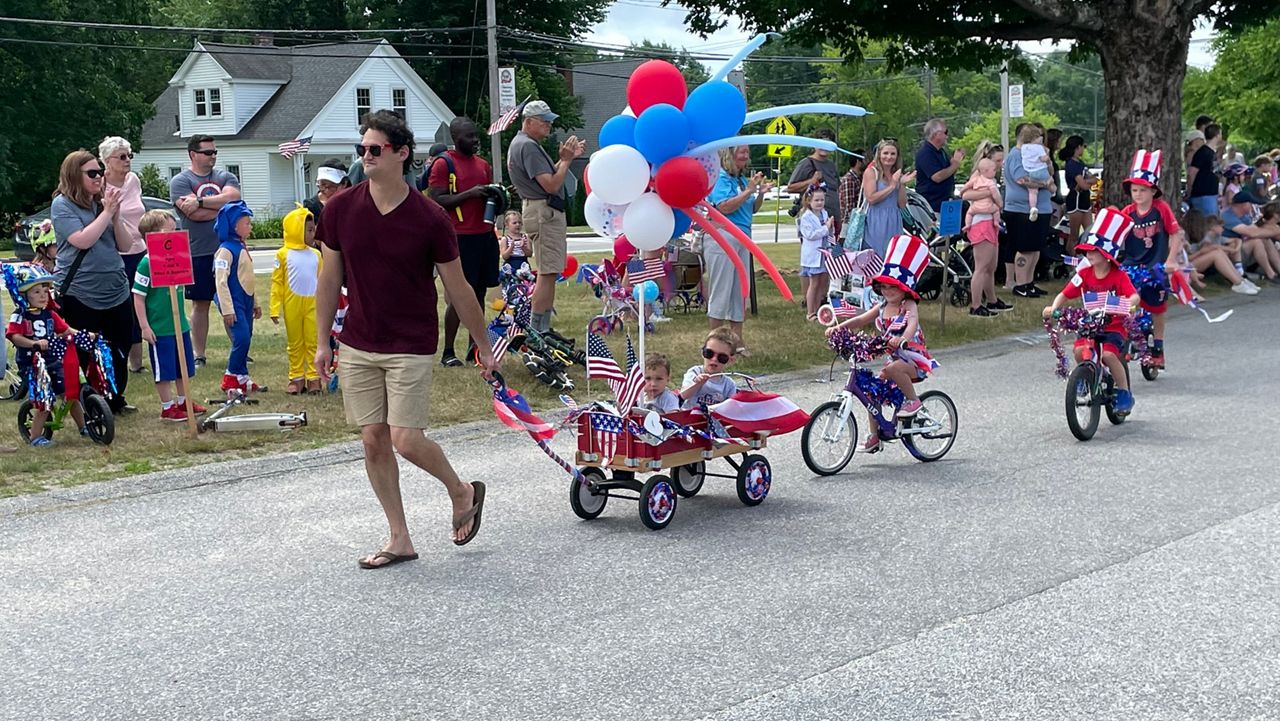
1182 19 1280 152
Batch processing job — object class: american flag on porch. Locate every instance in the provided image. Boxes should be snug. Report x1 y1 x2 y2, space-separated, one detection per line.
488 95 531 136
277 136 312 159
1082 291 1128 315
626 256 666 284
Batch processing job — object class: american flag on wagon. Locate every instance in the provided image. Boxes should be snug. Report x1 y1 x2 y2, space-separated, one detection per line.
1082 291 1129 315
615 336 645 414
850 249 884 277
586 332 625 386
710 391 810 437
587 412 624 461
625 256 666 284
492 384 555 441
277 136 312 159
488 95 531 136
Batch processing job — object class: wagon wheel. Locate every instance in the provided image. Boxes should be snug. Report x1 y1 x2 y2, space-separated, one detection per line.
735 454 771 506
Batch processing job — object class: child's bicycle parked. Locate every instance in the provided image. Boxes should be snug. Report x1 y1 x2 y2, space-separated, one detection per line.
1046 306 1131 442
801 333 958 475
2 363 26 401
17 338 116 446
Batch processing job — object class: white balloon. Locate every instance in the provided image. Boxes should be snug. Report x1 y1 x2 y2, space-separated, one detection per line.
588 145 651 205
584 193 627 238
694 152 721 191
623 193 675 251
622 105 637 118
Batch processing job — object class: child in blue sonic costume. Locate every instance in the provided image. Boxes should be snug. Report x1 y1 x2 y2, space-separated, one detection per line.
213 201 264 395
270 205 321 394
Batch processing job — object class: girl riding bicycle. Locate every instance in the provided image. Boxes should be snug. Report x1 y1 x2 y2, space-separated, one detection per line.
1042 208 1141 415
825 234 938 452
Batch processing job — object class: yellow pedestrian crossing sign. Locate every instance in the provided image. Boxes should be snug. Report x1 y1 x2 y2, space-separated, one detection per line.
768 116 796 135
767 144 792 158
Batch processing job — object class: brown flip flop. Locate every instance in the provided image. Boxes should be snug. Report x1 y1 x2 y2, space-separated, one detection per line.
453 481 486 546
357 550 419 570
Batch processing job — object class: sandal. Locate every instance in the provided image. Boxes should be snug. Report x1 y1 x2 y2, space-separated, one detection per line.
441 354 463 368
357 550 420 570
453 481 487 546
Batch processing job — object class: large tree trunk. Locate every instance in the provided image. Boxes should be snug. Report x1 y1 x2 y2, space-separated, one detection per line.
1097 6 1194 209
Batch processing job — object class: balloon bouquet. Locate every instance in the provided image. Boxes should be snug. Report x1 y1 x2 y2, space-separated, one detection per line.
582 33 873 308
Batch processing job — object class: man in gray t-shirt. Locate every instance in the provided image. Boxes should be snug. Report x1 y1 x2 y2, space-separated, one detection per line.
786 129 841 234
168 135 241 363
505 100 584 334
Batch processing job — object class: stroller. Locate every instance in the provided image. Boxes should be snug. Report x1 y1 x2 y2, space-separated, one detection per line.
898 190 974 307
665 239 705 314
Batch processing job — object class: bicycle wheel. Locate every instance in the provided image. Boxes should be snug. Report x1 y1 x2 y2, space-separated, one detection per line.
81 393 115 445
1105 363 1130 426
17 400 54 442
1065 363 1101 441
1140 358 1159 381
801 400 857 476
902 390 958 462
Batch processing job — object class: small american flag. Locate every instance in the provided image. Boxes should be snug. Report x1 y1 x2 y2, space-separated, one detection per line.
615 336 645 414
832 298 860 318
277 136 312 159
487 319 520 363
821 248 854 279
1082 291 1128 315
586 333 625 385
626 256 666 284
588 412 624 461
488 95 531 136
850 249 884 278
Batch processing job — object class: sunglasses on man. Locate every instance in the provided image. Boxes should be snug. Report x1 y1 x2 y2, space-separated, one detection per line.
701 347 732 364
354 142 398 158
192 149 218 157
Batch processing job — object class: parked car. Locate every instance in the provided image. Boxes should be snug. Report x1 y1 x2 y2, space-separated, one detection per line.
10 196 175 261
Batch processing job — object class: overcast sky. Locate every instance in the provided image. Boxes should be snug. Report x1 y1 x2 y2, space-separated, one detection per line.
586 2 1218 72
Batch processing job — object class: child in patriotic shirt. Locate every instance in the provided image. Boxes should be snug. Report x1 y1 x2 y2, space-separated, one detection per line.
1043 208 1141 415
1119 150 1183 370
680 327 738 410
499 210 532 273
4 265 87 445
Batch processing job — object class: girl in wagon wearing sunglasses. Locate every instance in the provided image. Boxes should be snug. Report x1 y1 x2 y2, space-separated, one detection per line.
679 326 739 410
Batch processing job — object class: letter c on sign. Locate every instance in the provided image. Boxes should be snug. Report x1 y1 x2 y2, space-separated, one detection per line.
164 238 173 251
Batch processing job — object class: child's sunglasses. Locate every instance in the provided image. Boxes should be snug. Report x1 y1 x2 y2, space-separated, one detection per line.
354 142 396 158
701 347 731 364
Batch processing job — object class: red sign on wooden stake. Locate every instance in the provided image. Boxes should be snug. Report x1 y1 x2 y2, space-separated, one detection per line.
144 231 194 287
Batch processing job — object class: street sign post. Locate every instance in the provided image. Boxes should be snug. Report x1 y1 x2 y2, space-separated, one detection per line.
145 230 198 437
1009 84 1025 118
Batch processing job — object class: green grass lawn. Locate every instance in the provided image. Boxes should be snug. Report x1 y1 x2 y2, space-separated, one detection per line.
0 243 1066 495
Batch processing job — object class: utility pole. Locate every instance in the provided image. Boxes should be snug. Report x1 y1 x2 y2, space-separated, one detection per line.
486 0 504 183
999 63 1009 152
925 66 933 118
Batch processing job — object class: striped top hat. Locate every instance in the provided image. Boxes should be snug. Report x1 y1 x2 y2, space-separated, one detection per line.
1075 207 1133 264
871 234 930 300
1123 149 1162 197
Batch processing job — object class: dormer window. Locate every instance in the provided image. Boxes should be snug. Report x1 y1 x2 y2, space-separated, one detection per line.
194 88 222 118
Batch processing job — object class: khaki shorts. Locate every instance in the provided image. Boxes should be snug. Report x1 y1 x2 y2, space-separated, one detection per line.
337 343 433 428
523 198 567 275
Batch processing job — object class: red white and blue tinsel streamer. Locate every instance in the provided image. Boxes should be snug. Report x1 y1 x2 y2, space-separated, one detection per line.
1044 317 1070 380
852 367 906 408
1122 263 1166 294
27 351 55 411
1045 307 1106 379
827 328 891 363
2 263 28 312
1125 310 1155 368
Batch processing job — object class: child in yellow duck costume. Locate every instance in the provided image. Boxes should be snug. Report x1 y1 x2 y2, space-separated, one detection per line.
270 206 322 394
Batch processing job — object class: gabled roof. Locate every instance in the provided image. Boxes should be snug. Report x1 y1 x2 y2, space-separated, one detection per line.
140 41 380 148
569 59 645 151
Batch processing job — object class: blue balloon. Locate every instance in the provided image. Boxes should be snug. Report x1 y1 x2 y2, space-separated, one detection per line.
633 280 660 304
633 104 690 166
684 81 746 144
671 209 691 239
598 115 637 148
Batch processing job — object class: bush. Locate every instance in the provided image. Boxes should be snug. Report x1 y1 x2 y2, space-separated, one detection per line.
138 164 169 199
250 216 284 241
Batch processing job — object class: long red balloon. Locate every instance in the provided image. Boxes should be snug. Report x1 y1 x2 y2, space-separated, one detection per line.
699 202 795 301
683 206 751 299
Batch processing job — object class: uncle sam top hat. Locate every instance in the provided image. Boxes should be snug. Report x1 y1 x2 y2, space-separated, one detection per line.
1123 149 1163 197
871 234 930 300
1074 207 1134 265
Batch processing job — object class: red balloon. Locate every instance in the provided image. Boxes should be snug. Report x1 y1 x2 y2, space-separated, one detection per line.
582 166 591 195
655 157 711 209
627 60 688 113
613 235 637 261
560 254 580 280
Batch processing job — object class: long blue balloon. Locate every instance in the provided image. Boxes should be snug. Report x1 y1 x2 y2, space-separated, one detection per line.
709 32 781 83
745 103 872 124
686 134 839 158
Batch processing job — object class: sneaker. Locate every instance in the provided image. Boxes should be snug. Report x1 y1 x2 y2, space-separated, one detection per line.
1028 208 1039 221
1231 282 1259 295
80 426 90 437
1151 347 1165 370
1113 388 1135 415
1243 279 1261 292
1013 284 1037 298
898 399 923 416
160 405 188 422
220 373 242 393
441 352 463 368
987 298 1013 312
30 437 53 448
1027 285 1048 297
186 400 208 414
862 435 882 453
194 356 207 368
969 306 997 317
244 379 267 393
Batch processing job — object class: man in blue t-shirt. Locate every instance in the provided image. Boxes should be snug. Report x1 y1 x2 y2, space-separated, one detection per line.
913 118 965 212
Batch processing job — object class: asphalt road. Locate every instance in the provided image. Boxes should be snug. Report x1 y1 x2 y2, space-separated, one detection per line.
1 291 1276 720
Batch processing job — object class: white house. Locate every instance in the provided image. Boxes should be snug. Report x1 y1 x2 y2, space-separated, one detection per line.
135 39 455 217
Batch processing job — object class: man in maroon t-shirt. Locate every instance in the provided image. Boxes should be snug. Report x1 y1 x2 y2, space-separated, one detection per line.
315 110 498 569
425 117 498 366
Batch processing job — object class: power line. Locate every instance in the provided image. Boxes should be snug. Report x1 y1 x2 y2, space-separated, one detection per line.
0 15 484 35
0 36 488 60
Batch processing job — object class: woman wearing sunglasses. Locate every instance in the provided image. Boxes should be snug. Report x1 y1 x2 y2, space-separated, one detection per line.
49 149 137 412
99 136 148 374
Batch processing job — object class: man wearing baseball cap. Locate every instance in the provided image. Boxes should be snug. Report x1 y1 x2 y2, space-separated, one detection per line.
506 100 585 334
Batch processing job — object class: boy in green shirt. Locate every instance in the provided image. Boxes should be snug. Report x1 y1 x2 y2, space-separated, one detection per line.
133 211 206 421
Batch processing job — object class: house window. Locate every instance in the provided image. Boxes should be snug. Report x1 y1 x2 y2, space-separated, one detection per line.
226 164 241 182
168 166 183 179
392 88 407 120
193 88 222 118
356 87 372 124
